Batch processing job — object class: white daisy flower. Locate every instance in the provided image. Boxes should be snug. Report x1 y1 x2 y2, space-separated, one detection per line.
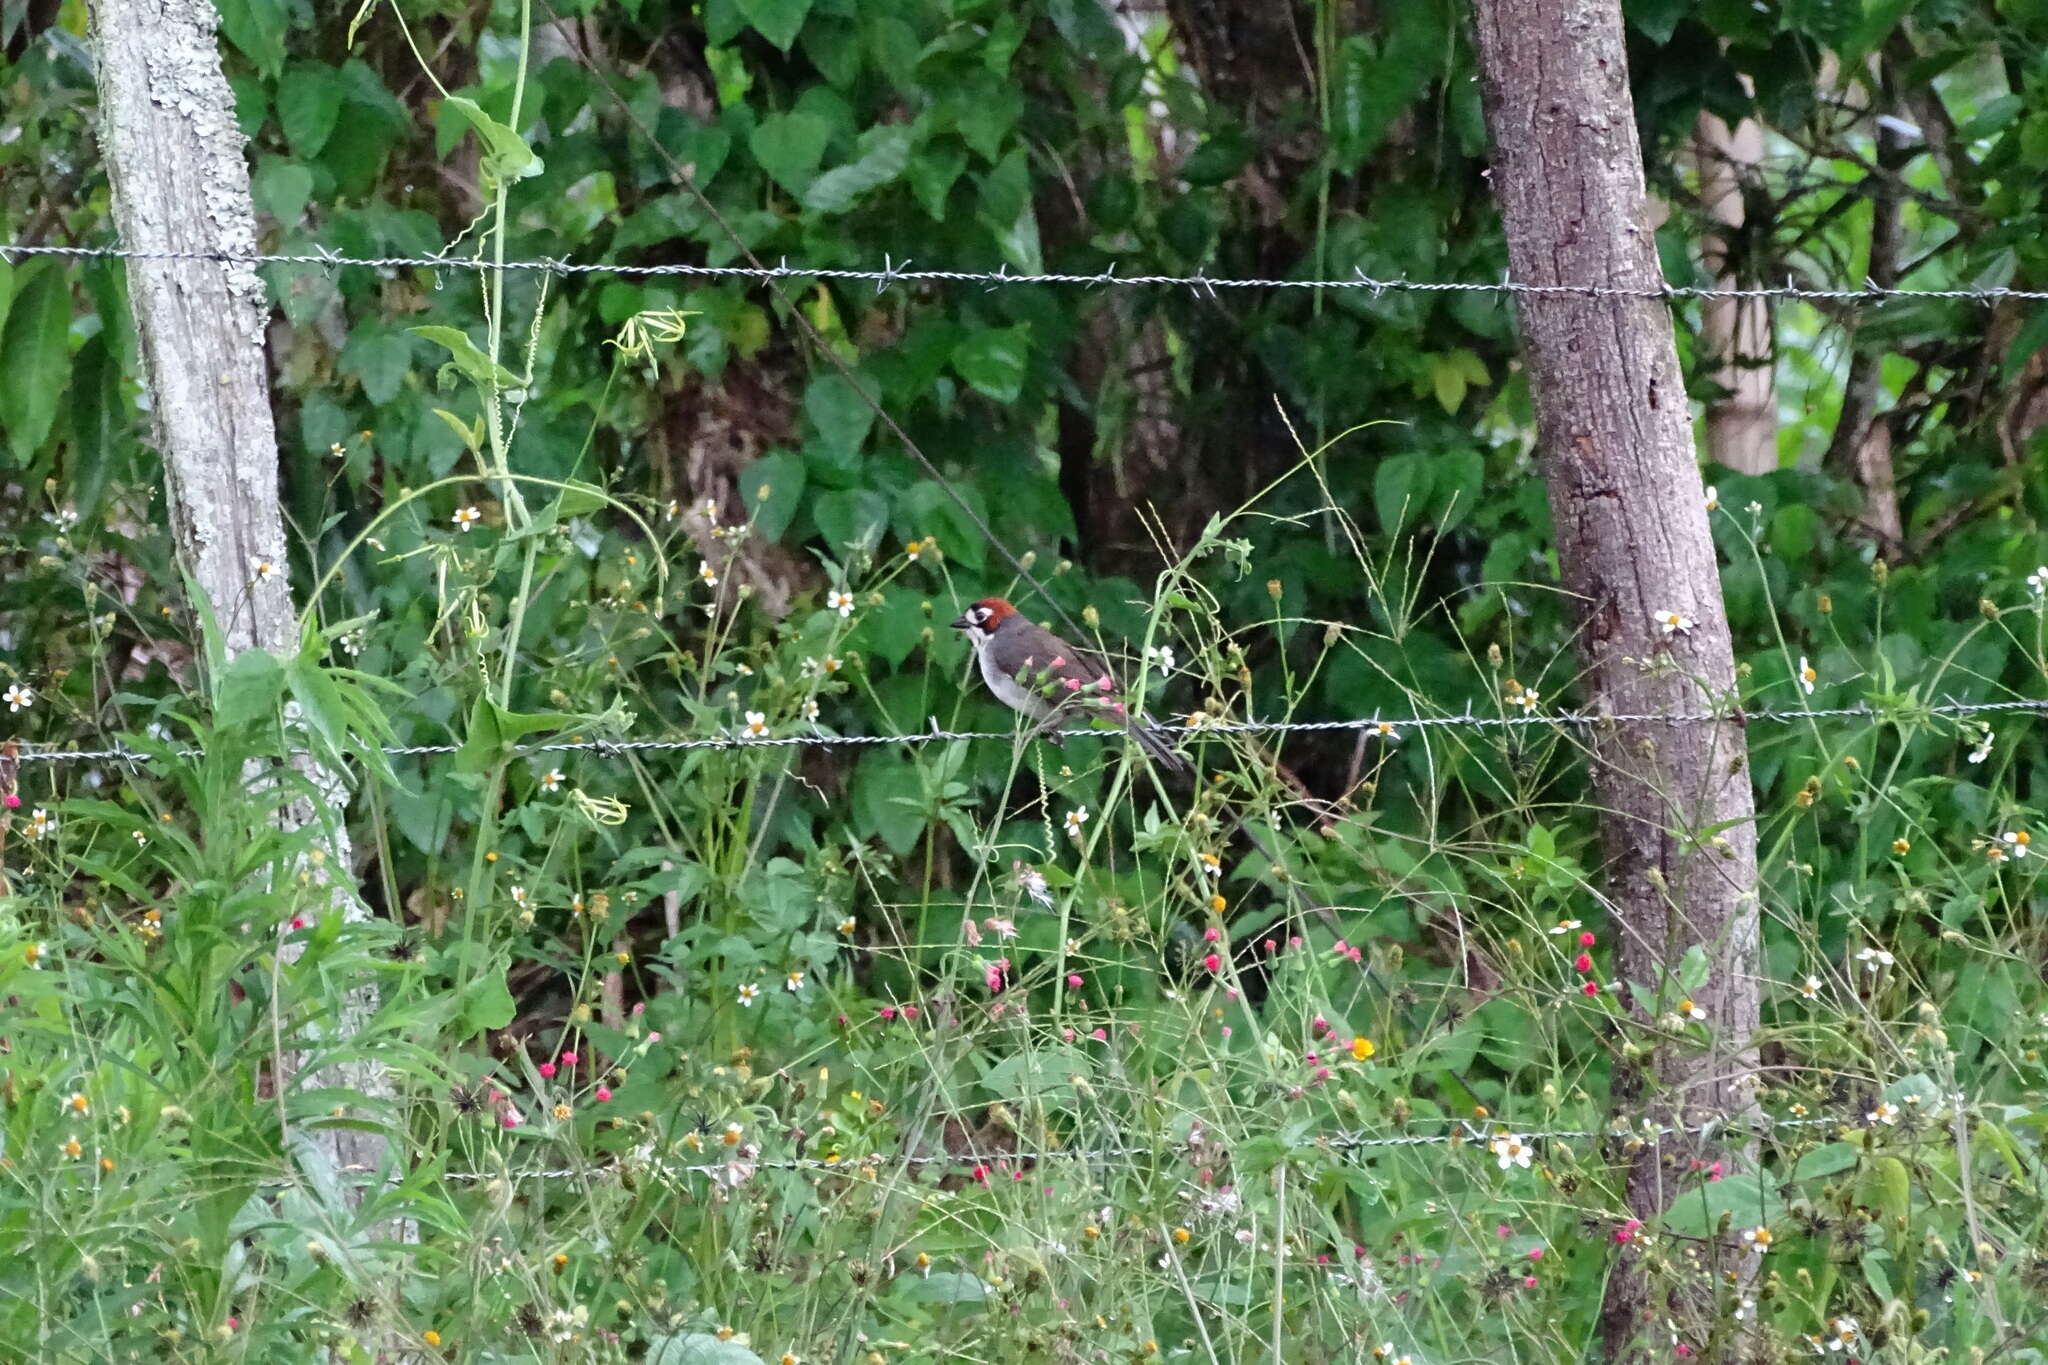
452 506 481 532
1704 485 1719 512
1064 807 1089 838
785 970 805 992
698 562 719 587
1489 1133 1532 1170
2001 830 2031 858
1968 730 1994 764
826 589 855 618
736 982 760 1007
1799 975 1821 999
3 683 32 713
744 711 769 738
1797 656 1816 694
1856 946 1894 972
539 769 564 793
1653 609 1695 636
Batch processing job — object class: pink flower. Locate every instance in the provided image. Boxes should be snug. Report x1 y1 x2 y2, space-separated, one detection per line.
1579 931 1596 947
1675 1346 1692 1358
1098 674 1114 690
647 1031 661 1043
560 1051 579 1067
1347 946 1362 962
1708 1161 1724 1181
903 1004 919 1020
1049 656 1066 669
1574 953 1593 973
1204 926 1221 942
1582 981 1600 996
1090 1028 1107 1041
1332 939 1349 955
1067 973 1083 989
1524 1275 1538 1289
879 1006 897 1020
1528 1247 1544 1261
500 1112 521 1129
1264 938 1277 953
1202 953 1220 973
538 1062 557 1079
2 794 18 809
1497 1223 1512 1239
985 958 1010 992
1615 1218 1641 1244
1063 678 1081 691
1062 1028 1076 1042
595 1086 612 1102
1313 1016 1329 1034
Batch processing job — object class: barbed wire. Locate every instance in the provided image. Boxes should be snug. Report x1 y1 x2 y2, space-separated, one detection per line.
4 240 2045 305
16 695 2041 767
435 1112 1861 1184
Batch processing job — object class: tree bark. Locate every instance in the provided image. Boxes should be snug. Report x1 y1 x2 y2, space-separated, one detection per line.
94 0 390 1196
1694 109 1777 475
1471 2 1762 1357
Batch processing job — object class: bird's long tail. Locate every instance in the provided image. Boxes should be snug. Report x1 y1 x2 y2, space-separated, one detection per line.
1129 713 1188 773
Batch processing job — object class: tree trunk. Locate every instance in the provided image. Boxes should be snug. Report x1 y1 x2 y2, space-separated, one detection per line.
1471 2 1762 1357
1694 109 1777 475
94 0 390 1196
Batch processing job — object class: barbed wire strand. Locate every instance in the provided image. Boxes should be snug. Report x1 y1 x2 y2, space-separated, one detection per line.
433 1112 1859 1184
22 695 2038 766
4 240 2045 304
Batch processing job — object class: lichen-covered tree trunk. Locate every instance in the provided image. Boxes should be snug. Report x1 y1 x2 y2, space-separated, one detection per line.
94 0 389 1193
1471 1 1762 1356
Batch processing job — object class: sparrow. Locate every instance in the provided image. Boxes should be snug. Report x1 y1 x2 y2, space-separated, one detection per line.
950 596 1187 772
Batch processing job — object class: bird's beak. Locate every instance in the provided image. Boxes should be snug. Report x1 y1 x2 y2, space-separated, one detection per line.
948 612 971 630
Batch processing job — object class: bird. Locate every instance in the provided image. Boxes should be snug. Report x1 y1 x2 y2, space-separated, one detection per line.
950 596 1187 772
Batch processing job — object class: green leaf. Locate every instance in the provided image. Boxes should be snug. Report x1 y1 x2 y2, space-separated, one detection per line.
1854 1155 1911 1224
803 372 876 465
1180 126 1254 186
214 0 288 76
735 0 812 50
431 408 484 454
459 969 517 1035
214 648 287 732
340 329 413 406
1659 1172 1782 1237
1372 453 1433 534
278 62 345 158
646 1334 766 1365
1430 449 1487 531
440 94 543 183
739 450 806 541
906 141 967 220
952 325 1030 403
67 336 129 520
813 488 890 554
801 125 914 213
252 156 314 224
454 695 571 774
749 111 831 194
410 325 520 390
0 259 72 462
1791 1142 1861 1182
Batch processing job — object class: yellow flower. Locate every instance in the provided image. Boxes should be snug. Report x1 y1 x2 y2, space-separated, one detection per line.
1351 1036 1376 1061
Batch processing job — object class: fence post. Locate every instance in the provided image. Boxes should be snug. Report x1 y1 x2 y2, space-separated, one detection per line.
1470 0 1763 1354
92 0 392 1203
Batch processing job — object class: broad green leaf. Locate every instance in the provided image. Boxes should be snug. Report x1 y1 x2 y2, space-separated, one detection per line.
431 408 484 453
214 647 287 731
440 95 543 183
801 125 914 213
1791 1142 1861 1182
252 156 314 224
1431 449 1487 532
740 450 806 541
410 325 521 390
215 0 288 75
459 968 517 1035
0 259 72 462
67 336 129 519
340 329 413 405
1372 453 1433 534
1854 1155 1911 1224
735 0 811 50
454 695 571 774
646 1334 766 1365
813 488 890 554
278 62 345 158
952 325 1030 403
749 111 831 194
803 372 876 465
1659 1172 1782 1237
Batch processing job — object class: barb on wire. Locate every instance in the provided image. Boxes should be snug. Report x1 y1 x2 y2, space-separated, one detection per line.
19 696 2043 767
435 1111 1852 1185
5 240 2046 304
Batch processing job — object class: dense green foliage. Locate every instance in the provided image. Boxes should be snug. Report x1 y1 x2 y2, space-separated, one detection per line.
2 0 2048 1359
